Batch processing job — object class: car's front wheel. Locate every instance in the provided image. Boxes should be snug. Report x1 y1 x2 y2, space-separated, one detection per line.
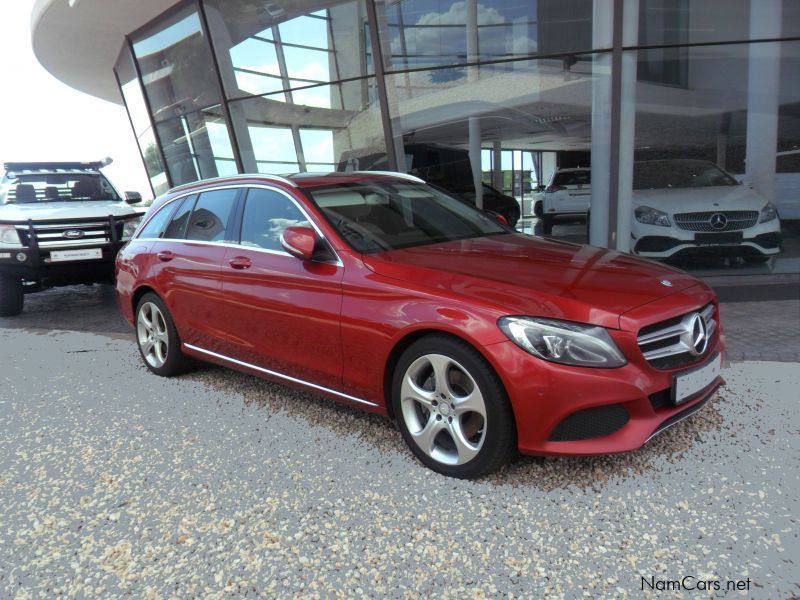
135 293 193 376
0 274 24 317
392 335 517 478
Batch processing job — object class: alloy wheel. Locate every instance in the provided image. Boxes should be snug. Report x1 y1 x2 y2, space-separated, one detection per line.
400 353 487 466
137 301 169 369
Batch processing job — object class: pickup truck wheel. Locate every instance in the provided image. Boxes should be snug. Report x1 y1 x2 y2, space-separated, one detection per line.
136 293 193 376
0 274 24 317
542 215 554 235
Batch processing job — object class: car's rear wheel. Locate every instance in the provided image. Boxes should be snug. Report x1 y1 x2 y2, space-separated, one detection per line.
0 274 24 317
135 293 193 376
542 215 554 235
392 335 516 478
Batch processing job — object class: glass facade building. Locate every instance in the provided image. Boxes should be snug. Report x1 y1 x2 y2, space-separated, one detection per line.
111 0 800 274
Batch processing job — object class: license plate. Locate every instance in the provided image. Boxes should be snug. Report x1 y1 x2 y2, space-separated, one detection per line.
694 232 743 246
672 353 721 405
49 248 103 262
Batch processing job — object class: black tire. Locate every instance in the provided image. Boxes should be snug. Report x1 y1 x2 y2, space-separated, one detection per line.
0 274 24 317
135 293 194 377
743 255 771 263
391 335 517 478
542 215 554 235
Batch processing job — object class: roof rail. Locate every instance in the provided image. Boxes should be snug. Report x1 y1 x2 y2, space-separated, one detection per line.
167 173 298 195
3 160 110 172
353 170 425 183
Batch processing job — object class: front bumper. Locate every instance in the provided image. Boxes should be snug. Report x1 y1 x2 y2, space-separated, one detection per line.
631 219 782 258
0 242 127 284
482 291 725 455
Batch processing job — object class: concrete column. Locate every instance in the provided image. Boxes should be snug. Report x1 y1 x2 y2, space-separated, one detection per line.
614 0 639 253
589 0 614 247
745 0 782 203
466 0 483 208
492 141 503 190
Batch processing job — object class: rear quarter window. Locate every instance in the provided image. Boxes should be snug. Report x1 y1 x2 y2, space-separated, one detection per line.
138 201 179 239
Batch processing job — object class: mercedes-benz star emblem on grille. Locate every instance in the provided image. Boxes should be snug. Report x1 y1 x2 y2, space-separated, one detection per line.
63 230 86 239
685 313 709 356
709 213 728 230
660 279 673 287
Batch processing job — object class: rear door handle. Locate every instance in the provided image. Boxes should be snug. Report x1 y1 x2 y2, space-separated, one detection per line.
229 256 252 270
156 251 174 262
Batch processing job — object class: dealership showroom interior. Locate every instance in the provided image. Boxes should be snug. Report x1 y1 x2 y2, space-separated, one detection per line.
0 0 798 597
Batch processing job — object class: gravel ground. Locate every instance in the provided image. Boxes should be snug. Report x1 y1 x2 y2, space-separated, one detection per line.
0 328 797 598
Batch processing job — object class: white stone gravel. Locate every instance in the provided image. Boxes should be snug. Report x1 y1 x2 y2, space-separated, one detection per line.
0 328 797 598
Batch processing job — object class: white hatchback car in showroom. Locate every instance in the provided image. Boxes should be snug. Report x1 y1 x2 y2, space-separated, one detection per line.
541 167 591 234
631 160 782 263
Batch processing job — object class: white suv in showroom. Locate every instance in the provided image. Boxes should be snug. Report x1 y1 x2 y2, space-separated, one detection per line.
0 161 144 316
541 167 591 234
631 159 782 263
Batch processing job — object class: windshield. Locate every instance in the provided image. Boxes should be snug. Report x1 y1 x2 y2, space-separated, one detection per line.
553 170 590 186
1 173 120 204
633 160 739 190
307 181 508 253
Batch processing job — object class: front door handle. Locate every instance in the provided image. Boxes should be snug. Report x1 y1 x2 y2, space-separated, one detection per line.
156 251 174 262
229 256 252 270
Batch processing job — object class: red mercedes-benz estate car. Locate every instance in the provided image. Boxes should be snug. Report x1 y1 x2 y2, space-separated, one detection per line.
115 172 724 478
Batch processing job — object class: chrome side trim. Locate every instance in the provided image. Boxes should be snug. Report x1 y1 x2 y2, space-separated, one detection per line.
183 343 379 408
352 170 425 183
644 390 716 444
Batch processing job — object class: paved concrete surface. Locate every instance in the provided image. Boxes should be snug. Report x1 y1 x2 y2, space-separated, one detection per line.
0 328 798 598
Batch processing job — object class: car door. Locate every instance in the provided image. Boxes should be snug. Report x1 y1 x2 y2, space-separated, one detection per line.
561 170 591 213
220 186 344 390
151 188 240 354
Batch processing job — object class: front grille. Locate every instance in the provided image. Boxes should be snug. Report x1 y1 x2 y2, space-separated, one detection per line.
637 303 717 370
15 219 124 249
548 404 629 441
674 210 758 232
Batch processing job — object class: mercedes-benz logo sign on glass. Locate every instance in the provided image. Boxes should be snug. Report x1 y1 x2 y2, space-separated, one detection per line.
686 313 709 356
709 213 727 230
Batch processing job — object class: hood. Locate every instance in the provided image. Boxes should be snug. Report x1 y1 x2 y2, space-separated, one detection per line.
0 201 139 222
362 234 701 329
632 184 768 212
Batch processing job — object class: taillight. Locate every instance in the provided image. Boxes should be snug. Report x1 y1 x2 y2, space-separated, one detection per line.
545 184 564 193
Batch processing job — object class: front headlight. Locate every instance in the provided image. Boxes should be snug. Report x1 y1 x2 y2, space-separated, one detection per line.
498 317 627 368
121 216 143 240
759 202 778 223
0 224 22 248
635 206 671 227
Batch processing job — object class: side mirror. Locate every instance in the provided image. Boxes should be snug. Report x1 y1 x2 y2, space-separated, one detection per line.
280 226 317 260
124 191 143 205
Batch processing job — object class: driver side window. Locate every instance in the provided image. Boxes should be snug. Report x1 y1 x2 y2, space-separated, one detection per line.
239 188 309 252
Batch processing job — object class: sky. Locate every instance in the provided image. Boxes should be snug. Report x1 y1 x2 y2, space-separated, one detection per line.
0 1 152 199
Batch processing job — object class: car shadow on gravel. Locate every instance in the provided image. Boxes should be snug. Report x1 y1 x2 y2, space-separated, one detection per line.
183 361 725 491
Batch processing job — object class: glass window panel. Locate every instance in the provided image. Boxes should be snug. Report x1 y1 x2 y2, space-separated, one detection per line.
638 0 800 46
377 0 593 71
627 41 800 272
164 195 197 239
156 106 236 186
240 188 310 251
205 0 372 101
279 15 329 49
139 201 179 239
300 129 335 164
186 189 238 242
132 5 222 120
229 78 387 174
115 45 169 195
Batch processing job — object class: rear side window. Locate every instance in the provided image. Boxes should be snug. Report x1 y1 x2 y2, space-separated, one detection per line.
186 189 239 242
164 195 196 239
553 171 590 186
138 202 178 239
239 188 309 251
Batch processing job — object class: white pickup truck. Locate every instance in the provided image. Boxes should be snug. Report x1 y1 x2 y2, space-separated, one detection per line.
0 161 144 316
